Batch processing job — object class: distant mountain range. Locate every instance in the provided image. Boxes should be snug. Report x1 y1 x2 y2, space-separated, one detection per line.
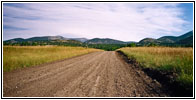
24 36 65 41
4 36 87 43
69 38 89 42
4 36 128 44
138 31 193 46
4 30 193 46
84 38 127 44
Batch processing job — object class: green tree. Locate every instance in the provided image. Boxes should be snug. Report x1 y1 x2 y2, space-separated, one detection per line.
128 43 136 47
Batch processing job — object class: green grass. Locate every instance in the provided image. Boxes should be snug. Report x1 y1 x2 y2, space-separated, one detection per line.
118 47 193 86
3 46 102 72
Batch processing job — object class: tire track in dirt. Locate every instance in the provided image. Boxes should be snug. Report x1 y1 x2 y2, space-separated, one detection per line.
3 51 169 97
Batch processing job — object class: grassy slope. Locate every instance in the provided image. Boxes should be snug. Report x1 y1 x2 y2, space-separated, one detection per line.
3 46 102 72
118 47 193 86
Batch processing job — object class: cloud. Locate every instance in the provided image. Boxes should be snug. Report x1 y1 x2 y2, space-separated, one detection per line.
4 25 28 30
3 3 192 41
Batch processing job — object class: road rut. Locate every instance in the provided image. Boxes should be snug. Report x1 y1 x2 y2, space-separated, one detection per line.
3 51 169 97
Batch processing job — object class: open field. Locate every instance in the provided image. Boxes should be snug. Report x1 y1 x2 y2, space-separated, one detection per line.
3 46 193 97
118 47 193 89
3 46 102 72
4 51 169 97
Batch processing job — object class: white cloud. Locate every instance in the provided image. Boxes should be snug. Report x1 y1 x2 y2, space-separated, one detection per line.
3 3 192 41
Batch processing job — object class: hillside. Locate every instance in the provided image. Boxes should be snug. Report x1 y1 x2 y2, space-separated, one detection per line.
139 31 193 46
69 38 88 42
177 31 193 41
3 36 83 46
138 38 161 45
176 36 193 45
4 36 66 42
26 36 66 41
157 36 176 43
5 38 25 43
157 31 193 43
85 38 126 44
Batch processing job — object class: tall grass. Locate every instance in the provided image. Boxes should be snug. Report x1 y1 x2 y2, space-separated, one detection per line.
119 47 193 86
3 46 102 72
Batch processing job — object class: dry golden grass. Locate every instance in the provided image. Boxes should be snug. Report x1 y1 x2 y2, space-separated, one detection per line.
3 46 102 72
119 47 193 86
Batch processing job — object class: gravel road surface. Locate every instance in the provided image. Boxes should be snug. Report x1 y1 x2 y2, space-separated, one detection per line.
3 51 169 97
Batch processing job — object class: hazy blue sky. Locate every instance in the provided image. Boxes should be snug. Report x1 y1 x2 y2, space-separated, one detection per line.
3 3 193 41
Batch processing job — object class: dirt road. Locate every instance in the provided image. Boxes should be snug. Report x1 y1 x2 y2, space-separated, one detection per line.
3 51 169 97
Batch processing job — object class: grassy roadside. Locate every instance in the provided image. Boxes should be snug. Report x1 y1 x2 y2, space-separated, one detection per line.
118 47 193 91
3 46 102 72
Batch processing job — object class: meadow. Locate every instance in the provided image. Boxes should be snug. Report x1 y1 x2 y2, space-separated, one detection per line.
119 47 193 87
3 46 102 72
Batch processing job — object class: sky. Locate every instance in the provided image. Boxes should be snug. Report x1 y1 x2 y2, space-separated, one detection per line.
3 3 193 42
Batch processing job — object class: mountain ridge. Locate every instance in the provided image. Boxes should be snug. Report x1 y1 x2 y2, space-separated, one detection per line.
4 30 193 46
84 38 127 44
138 31 193 46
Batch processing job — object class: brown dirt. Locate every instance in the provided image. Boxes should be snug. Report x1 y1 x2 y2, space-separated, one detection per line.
3 51 170 97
